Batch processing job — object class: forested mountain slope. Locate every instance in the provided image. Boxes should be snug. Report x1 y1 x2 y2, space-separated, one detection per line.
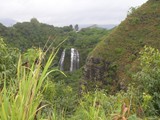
84 0 160 91
0 19 111 68
0 18 72 50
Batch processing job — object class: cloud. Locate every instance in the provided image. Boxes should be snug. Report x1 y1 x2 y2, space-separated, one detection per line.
0 0 148 26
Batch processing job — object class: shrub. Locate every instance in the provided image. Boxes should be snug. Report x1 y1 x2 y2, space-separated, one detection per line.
135 46 160 116
0 37 19 87
72 88 142 120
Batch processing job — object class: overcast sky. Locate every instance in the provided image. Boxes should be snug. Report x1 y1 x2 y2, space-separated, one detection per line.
0 0 148 26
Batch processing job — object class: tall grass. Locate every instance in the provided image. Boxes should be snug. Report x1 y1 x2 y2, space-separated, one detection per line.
0 48 58 120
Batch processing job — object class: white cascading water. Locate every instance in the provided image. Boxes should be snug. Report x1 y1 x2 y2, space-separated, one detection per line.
70 48 74 72
59 49 66 70
77 49 79 69
70 48 79 72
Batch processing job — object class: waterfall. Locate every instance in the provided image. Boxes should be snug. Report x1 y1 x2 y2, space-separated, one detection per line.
59 49 66 70
70 48 79 72
59 48 79 72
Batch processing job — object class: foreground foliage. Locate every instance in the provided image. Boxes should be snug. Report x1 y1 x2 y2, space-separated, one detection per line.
0 37 160 120
0 44 58 119
135 46 160 116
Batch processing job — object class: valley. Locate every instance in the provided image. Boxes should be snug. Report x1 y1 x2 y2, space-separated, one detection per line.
0 0 160 119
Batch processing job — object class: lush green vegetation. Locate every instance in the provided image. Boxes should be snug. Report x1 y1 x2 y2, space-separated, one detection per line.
0 19 111 68
0 39 160 119
0 0 160 119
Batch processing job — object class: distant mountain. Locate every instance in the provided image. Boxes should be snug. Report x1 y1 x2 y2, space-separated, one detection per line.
0 18 17 27
79 24 116 30
87 24 116 29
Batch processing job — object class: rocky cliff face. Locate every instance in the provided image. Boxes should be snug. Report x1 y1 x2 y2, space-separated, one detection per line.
84 57 118 90
84 57 109 82
83 0 160 91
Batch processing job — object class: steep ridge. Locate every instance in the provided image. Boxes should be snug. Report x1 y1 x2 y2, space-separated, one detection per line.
84 0 160 91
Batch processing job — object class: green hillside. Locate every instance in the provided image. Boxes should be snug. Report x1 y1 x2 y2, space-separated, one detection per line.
84 0 160 91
